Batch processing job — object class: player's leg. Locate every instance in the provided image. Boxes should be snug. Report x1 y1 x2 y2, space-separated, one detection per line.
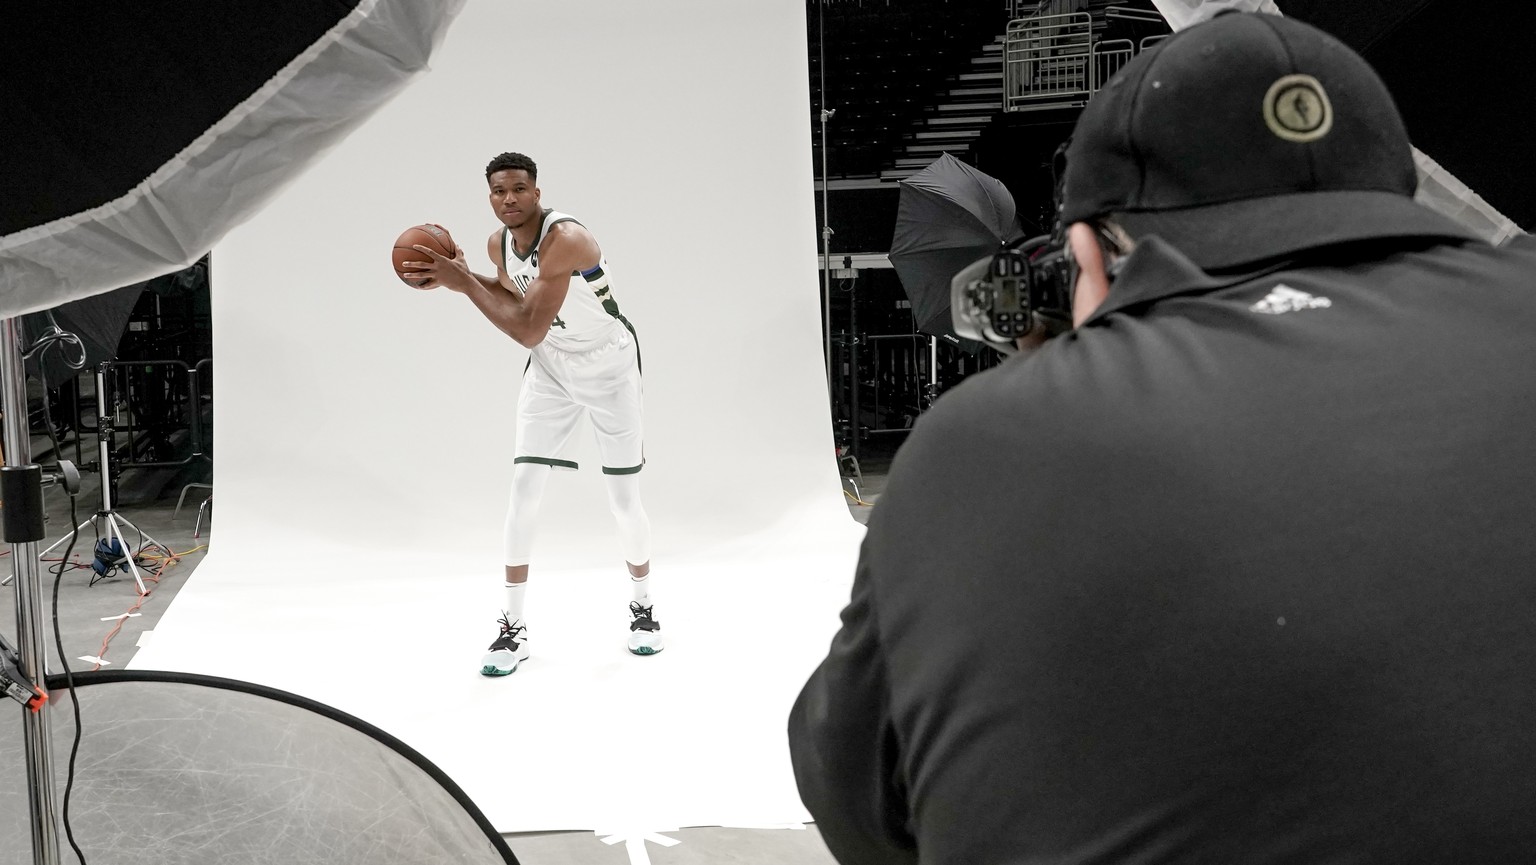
480 463 548 675
603 471 661 654
581 333 661 654
481 358 583 677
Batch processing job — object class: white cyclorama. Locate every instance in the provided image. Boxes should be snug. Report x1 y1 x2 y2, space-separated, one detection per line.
130 0 862 833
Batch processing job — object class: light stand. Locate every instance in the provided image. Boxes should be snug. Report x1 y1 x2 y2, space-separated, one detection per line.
817 1 861 481
925 335 939 408
1 317 64 865
34 362 171 596
821 104 836 396
818 0 834 394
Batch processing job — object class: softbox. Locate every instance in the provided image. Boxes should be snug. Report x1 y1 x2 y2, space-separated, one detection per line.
0 1 465 316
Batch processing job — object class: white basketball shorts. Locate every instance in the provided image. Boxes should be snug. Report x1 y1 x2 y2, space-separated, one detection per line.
513 326 644 475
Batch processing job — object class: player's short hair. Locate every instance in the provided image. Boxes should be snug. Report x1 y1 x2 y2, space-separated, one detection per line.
485 152 537 182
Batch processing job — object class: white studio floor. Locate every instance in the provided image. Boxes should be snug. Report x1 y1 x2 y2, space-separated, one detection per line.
127 505 864 835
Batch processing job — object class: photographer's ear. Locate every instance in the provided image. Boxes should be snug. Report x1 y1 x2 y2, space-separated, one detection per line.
1068 222 1112 327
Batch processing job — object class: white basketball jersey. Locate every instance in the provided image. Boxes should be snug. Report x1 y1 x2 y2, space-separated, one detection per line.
501 210 631 352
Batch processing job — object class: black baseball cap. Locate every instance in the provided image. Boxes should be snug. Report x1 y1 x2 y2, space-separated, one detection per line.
1061 12 1477 270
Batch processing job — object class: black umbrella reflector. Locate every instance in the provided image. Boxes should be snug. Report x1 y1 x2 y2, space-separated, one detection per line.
890 154 1021 351
0 671 519 865
0 0 465 318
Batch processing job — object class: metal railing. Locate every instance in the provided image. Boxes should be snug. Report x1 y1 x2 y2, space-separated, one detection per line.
1006 0 1084 19
1105 4 1165 23
108 358 212 470
1004 12 1096 111
863 334 929 434
1092 38 1135 91
1003 6 1164 112
43 358 212 484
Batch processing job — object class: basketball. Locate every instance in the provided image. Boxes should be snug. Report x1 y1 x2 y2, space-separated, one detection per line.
391 224 457 288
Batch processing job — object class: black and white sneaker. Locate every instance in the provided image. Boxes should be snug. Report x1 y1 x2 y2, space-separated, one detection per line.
480 614 530 676
627 602 664 655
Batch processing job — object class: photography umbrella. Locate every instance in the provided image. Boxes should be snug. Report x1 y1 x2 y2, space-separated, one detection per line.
890 153 1023 355
0 4 467 864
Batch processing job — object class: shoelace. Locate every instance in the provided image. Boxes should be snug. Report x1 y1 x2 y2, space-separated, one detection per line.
629 602 657 630
495 614 526 645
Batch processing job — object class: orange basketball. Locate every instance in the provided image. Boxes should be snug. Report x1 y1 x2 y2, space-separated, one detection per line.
391 224 457 288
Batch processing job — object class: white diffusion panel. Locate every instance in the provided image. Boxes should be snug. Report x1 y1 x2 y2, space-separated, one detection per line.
132 0 865 833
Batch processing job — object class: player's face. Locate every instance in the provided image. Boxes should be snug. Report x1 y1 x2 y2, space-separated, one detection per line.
488 169 540 229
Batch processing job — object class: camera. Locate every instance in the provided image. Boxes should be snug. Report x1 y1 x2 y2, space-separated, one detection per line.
950 233 1075 354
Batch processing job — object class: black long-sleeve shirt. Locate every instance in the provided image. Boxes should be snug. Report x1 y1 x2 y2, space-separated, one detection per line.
791 234 1536 864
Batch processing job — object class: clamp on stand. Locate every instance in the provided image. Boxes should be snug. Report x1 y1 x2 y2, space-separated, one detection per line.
0 462 79 589
0 632 47 713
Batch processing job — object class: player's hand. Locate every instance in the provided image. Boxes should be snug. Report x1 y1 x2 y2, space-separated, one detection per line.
404 244 474 293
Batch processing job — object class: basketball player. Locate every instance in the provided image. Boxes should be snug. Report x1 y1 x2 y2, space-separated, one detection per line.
403 152 660 675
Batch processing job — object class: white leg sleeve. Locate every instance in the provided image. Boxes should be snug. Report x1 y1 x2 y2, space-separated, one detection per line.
503 463 551 567
603 472 652 566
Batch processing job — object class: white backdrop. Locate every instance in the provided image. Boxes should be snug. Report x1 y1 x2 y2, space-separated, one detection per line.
201 0 848 567
131 0 865 833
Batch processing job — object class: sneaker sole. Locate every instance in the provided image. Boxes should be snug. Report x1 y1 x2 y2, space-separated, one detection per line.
480 649 524 676
628 639 664 655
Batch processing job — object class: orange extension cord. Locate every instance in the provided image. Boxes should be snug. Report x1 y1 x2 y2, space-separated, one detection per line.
32 545 207 670
88 546 208 669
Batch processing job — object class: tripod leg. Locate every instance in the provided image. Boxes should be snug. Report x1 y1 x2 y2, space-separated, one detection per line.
109 512 174 559
2 514 97 587
103 512 148 595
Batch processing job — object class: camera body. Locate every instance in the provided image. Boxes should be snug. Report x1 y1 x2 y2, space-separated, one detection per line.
950 234 1075 353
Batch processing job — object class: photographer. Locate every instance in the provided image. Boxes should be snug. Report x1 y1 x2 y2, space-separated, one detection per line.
789 11 1536 865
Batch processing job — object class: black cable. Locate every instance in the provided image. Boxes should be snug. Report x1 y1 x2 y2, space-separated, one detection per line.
50 493 88 865
41 396 89 865
22 311 87 371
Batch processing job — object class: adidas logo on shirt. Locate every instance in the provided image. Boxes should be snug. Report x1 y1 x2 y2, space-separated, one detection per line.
1250 284 1332 315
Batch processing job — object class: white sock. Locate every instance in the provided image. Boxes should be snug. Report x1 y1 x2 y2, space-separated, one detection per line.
504 582 527 624
630 573 650 608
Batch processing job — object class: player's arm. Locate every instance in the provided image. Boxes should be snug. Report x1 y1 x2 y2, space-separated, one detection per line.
473 229 505 292
408 225 589 348
466 222 592 348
